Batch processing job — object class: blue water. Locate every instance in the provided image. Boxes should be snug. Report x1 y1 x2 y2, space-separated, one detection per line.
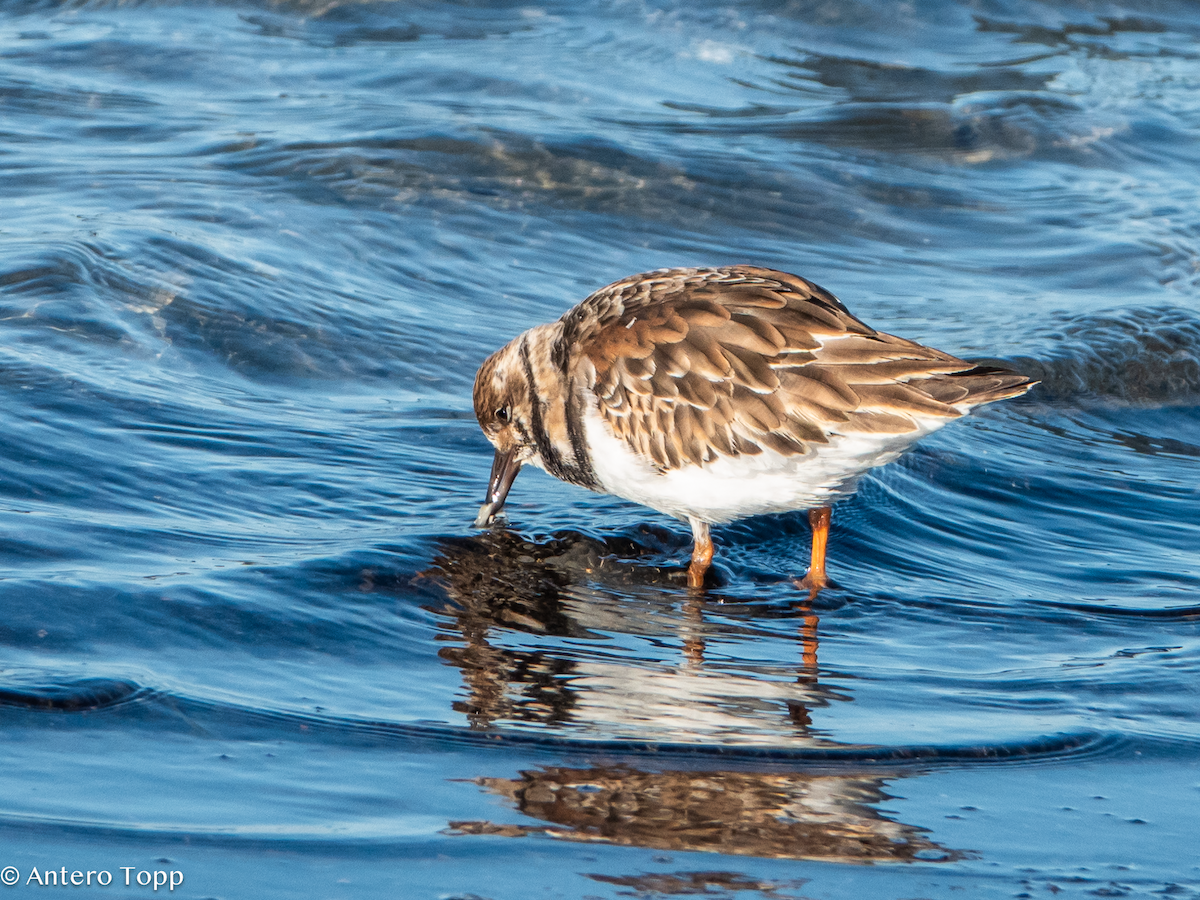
2 1 1199 897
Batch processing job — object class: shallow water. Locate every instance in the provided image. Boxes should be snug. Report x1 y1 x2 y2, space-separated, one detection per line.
1 0 1199 897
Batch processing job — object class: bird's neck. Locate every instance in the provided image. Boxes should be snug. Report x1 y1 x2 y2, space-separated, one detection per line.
519 324 600 490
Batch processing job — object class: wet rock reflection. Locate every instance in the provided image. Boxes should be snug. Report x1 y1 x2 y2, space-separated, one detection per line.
448 764 966 863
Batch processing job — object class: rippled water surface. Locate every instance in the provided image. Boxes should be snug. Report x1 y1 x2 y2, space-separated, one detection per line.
2 0 1199 897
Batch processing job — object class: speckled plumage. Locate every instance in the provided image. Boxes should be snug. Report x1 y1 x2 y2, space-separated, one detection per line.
473 266 1035 589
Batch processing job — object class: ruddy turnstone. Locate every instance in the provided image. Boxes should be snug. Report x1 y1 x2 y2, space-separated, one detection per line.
473 266 1035 590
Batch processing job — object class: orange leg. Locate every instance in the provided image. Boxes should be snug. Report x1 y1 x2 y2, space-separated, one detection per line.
798 506 831 596
687 518 713 589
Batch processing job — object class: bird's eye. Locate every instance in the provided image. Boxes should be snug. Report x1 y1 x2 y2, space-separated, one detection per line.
495 406 511 423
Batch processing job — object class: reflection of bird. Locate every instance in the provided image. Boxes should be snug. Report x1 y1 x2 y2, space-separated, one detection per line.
427 531 836 742
474 266 1035 589
452 764 968 863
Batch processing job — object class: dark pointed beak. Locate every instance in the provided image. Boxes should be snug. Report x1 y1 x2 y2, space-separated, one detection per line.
474 447 522 528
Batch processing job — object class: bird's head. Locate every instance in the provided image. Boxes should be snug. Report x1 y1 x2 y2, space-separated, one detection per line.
472 339 537 527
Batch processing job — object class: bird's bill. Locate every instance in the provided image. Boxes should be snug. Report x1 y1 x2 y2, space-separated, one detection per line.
474 447 522 527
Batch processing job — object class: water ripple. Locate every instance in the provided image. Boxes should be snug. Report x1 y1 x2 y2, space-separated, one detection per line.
3 0 1200 892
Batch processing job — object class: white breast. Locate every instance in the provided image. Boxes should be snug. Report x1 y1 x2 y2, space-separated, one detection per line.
582 404 944 524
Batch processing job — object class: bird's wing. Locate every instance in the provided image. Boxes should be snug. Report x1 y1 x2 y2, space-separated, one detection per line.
559 266 1028 470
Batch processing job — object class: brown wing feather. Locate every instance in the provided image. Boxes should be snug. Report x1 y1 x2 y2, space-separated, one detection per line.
560 266 1033 469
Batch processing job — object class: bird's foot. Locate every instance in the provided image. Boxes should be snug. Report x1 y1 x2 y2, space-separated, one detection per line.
795 568 828 600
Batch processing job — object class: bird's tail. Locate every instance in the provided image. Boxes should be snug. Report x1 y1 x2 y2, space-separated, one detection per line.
923 364 1038 409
